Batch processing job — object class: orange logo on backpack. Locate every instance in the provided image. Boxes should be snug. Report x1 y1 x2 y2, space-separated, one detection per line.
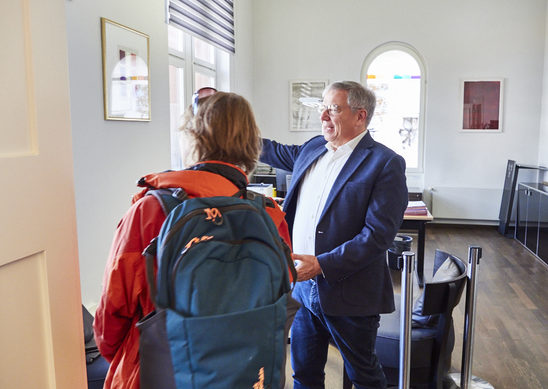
252 367 265 389
204 207 223 225
184 235 213 250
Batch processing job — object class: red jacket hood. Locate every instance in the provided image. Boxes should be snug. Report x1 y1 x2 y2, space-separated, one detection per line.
133 161 249 204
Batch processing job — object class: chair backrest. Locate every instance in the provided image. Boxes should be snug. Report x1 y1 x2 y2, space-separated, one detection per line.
349 250 468 389
420 250 467 317
421 250 467 389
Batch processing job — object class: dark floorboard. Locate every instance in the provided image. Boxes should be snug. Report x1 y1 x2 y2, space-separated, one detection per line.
415 224 548 389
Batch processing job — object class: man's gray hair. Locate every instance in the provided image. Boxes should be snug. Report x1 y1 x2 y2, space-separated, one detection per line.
324 81 376 127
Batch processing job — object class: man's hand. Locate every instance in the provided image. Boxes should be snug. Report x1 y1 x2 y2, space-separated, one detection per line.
292 253 322 281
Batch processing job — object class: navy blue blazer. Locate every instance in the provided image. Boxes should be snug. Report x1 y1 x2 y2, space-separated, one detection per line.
261 132 408 316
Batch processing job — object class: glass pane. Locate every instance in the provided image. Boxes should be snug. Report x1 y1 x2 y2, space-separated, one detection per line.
193 36 215 65
194 70 215 91
216 48 230 91
168 25 185 53
169 64 185 170
366 50 421 169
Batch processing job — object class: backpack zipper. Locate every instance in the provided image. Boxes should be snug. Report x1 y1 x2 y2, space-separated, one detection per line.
169 238 282 310
161 204 259 251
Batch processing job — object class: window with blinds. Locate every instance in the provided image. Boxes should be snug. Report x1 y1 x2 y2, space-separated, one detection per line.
167 0 235 53
167 24 230 170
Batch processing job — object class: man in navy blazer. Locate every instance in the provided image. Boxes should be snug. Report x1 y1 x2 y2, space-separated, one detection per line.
261 81 408 388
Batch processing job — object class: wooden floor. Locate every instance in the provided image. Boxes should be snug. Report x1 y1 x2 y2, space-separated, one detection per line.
425 225 548 389
284 224 548 388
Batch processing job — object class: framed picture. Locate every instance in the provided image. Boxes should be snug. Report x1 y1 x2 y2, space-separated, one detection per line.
461 78 503 132
289 80 328 132
101 18 150 121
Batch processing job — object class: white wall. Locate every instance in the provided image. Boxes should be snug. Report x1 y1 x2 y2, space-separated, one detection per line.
66 0 171 307
232 0 255 101
250 0 547 221
66 0 256 307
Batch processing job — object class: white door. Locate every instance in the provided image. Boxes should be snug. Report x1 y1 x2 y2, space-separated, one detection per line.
0 0 86 388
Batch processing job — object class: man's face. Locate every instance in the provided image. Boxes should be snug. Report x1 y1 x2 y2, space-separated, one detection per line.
320 89 366 149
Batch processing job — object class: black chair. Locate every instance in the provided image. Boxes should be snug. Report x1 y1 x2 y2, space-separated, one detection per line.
340 250 466 389
375 250 467 389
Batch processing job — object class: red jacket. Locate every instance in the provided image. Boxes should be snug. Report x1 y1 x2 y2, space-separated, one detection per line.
93 162 291 389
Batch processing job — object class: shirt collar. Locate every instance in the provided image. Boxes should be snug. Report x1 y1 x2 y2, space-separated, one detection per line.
325 129 368 153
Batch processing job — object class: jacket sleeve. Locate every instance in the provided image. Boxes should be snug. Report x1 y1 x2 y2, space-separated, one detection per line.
264 200 295 283
93 196 165 361
260 138 298 248
265 202 292 250
260 138 301 171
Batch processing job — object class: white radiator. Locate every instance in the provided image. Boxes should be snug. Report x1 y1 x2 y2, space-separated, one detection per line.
429 187 502 221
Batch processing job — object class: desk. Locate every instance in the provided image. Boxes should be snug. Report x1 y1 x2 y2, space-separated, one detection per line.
400 211 433 287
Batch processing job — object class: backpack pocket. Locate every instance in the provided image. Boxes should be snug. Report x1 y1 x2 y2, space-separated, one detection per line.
137 309 177 389
166 294 288 389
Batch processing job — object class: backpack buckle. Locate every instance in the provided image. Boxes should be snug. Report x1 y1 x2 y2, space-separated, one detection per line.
172 188 189 201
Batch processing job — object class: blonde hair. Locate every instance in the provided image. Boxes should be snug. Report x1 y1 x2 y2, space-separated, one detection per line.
180 92 262 173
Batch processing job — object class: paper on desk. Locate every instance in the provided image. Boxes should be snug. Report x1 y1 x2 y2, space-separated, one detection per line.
407 200 426 208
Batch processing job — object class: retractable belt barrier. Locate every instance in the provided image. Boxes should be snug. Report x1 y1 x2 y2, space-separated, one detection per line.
398 251 415 389
450 246 494 389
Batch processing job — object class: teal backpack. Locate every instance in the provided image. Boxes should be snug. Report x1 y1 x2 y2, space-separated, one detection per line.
137 188 297 389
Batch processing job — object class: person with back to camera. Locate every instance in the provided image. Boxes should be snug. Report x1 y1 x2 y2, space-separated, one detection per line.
261 81 408 388
93 89 293 389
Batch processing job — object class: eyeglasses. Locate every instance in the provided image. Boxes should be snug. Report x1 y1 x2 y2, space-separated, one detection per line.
192 87 217 114
317 104 364 116
317 104 343 115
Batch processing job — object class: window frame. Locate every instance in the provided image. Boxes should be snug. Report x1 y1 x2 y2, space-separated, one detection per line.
361 42 427 174
167 25 230 169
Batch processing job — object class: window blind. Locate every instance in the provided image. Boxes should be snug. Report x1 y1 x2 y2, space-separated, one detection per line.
167 0 235 53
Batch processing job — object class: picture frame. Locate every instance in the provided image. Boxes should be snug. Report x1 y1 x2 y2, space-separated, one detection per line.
289 80 328 132
460 78 503 132
101 18 150 121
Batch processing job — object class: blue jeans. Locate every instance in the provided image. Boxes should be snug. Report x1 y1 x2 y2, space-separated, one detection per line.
290 283 386 389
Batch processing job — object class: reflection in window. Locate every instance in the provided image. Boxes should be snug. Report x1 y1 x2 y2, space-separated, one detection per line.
365 47 424 171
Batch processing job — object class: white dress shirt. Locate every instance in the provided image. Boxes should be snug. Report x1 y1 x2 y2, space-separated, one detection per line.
292 130 368 256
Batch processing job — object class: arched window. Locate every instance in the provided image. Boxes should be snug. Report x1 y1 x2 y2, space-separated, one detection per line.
362 42 426 172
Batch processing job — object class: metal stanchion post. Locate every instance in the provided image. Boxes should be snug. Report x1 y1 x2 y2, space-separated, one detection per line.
449 246 494 389
399 251 415 389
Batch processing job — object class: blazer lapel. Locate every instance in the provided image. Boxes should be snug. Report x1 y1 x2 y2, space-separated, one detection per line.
319 133 374 221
